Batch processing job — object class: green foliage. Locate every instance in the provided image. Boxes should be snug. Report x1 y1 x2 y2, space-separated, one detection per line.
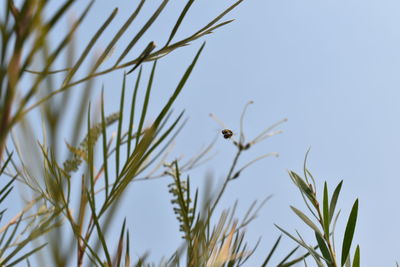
0 1 365 267
275 157 360 267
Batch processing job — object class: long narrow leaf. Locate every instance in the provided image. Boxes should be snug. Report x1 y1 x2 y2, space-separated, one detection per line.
165 0 195 46
127 66 142 156
62 8 118 86
116 73 127 177
329 181 343 224
261 235 281 267
341 199 359 266
290 206 322 237
135 61 157 148
5 243 47 266
353 245 360 267
315 232 332 264
322 182 330 238
115 0 169 65
154 42 205 128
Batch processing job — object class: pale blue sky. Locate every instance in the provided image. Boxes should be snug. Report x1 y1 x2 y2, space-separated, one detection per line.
8 0 400 266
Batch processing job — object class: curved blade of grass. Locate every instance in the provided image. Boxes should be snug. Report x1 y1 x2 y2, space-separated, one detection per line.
5 243 47 266
127 66 142 156
154 42 205 128
329 180 343 224
1 214 23 258
19 1 94 112
94 0 145 70
101 89 109 198
277 245 300 266
0 176 15 204
261 235 282 267
114 218 126 267
86 190 112 266
115 0 169 65
62 8 118 86
165 0 195 46
125 230 130 267
0 152 13 174
20 0 75 73
193 0 243 37
341 199 358 266
126 42 156 74
116 73 127 178
135 60 157 149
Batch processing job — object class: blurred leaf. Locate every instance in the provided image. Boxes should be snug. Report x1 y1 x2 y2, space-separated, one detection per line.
5 243 47 266
275 224 324 267
62 8 118 86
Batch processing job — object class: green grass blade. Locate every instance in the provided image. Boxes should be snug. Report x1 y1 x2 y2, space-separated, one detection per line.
101 89 109 199
329 180 343 224
115 0 169 65
135 61 157 148
323 182 330 239
116 73 127 178
94 0 145 70
353 245 360 267
165 0 195 46
62 8 118 86
277 246 300 266
20 1 94 109
154 42 205 128
5 243 47 266
86 190 112 266
1 214 23 257
87 103 95 211
138 111 184 172
0 151 13 174
341 199 359 266
126 42 156 74
193 0 243 37
125 230 130 267
261 235 282 267
114 218 127 267
127 66 142 156
20 0 75 72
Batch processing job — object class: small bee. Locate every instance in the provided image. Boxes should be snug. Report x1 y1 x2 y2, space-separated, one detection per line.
221 129 233 139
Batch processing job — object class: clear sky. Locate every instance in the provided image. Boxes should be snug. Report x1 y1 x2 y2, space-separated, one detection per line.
9 0 400 266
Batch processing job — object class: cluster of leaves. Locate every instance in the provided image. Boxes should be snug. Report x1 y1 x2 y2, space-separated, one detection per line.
274 156 360 267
